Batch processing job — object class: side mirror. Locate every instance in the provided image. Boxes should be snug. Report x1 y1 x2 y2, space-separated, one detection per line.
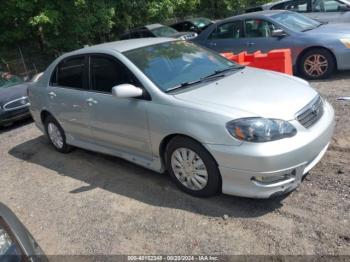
272 29 287 37
112 84 143 99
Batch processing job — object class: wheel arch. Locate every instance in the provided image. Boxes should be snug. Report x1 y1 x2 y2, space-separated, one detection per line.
159 133 222 193
296 46 337 72
40 110 55 125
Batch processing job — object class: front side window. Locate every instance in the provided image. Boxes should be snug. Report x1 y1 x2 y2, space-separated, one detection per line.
124 41 238 92
171 23 183 31
314 0 349 11
54 56 85 89
245 19 277 38
271 11 321 31
210 21 244 39
90 56 137 93
182 22 193 31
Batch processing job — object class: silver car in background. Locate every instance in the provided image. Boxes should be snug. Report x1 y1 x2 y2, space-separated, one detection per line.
28 38 335 198
246 0 350 24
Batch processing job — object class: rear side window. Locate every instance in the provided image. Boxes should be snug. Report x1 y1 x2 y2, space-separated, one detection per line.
272 0 311 12
51 56 86 89
90 56 138 93
139 30 154 37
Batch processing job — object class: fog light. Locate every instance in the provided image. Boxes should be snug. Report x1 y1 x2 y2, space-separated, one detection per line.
252 172 295 184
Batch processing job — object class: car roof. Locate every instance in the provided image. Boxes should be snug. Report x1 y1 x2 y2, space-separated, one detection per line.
67 38 175 55
226 9 287 20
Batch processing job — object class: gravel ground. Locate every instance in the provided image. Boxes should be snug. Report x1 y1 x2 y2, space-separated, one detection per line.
0 72 349 256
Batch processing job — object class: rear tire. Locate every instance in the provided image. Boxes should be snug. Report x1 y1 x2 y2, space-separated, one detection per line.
165 137 221 197
44 115 73 153
299 48 335 80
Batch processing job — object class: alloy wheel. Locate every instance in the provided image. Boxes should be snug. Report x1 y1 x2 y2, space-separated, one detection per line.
47 122 64 149
304 54 328 77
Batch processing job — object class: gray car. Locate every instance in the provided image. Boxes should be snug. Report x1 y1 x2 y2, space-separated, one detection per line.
194 10 350 79
246 0 350 23
28 38 335 198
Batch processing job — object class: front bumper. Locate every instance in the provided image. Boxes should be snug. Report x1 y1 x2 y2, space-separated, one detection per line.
335 48 350 70
205 100 335 198
0 107 31 126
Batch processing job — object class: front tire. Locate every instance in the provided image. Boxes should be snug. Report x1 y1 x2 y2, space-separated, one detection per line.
44 116 73 153
299 48 335 80
165 137 221 197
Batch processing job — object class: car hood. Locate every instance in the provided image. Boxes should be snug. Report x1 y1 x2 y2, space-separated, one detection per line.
304 23 350 37
0 83 28 106
173 67 318 120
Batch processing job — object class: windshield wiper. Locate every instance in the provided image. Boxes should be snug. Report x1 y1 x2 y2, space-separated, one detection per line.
165 66 245 93
201 66 245 81
165 79 203 93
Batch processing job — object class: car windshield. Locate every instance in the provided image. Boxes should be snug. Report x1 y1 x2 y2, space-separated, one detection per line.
151 26 178 37
0 73 23 88
191 18 212 29
124 41 239 92
271 12 321 32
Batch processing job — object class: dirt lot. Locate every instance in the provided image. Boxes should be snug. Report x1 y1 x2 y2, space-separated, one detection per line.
0 72 349 256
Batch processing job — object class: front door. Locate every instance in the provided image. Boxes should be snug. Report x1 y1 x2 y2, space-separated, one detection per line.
243 19 294 53
47 55 92 143
86 54 151 159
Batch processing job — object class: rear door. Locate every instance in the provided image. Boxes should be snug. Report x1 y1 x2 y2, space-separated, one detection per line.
86 54 152 158
201 20 248 54
47 55 92 143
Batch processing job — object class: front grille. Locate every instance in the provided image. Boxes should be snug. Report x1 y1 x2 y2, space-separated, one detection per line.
3 96 30 111
296 96 324 128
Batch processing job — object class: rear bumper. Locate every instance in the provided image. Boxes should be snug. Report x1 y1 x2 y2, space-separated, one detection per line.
205 100 335 198
0 107 31 126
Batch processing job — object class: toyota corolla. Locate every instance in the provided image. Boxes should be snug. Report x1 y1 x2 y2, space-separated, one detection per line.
28 38 335 198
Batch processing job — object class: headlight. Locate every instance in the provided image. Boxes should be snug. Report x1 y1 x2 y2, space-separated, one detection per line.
226 117 297 143
0 225 14 255
3 96 29 111
340 38 350 48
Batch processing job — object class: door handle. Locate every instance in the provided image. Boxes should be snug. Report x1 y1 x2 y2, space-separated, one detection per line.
86 98 98 105
209 42 217 46
48 91 57 98
246 42 255 46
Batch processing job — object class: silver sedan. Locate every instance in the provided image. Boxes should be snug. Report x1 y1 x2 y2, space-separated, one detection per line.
28 38 335 198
